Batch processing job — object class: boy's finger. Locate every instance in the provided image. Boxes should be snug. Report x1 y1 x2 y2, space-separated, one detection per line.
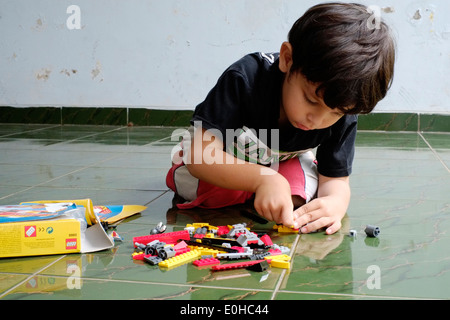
281 206 295 227
325 220 342 235
300 217 331 234
292 200 321 228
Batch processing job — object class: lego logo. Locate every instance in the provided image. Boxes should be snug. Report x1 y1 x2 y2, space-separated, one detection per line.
25 226 37 237
66 238 78 250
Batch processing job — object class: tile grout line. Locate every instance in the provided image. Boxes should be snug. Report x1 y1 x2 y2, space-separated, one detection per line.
0 126 154 202
418 132 450 173
0 148 130 202
0 124 61 138
1 265 441 300
275 289 434 300
270 232 301 300
0 255 67 299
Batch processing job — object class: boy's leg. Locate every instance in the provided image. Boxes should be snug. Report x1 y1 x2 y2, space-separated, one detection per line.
166 162 253 209
276 151 319 206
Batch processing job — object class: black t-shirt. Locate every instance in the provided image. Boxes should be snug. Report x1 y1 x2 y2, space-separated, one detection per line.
191 52 357 177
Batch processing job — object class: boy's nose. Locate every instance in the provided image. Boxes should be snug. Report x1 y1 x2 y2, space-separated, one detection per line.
307 110 327 129
306 113 320 130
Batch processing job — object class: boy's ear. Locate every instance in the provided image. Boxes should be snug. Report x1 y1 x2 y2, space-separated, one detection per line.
279 42 293 73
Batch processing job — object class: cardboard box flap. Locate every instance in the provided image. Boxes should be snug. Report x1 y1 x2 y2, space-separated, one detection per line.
81 222 114 253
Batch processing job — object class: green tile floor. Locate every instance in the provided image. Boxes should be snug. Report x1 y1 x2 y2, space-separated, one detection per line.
0 124 449 300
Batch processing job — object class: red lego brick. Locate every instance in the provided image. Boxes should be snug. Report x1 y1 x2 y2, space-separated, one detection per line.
132 253 155 261
216 225 230 237
193 234 205 239
268 248 282 256
193 257 220 267
173 240 188 251
175 247 191 255
132 252 146 260
133 230 190 247
260 234 273 247
211 259 265 271
230 246 245 253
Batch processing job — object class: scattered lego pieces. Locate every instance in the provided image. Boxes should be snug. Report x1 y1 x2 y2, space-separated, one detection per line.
131 222 294 272
131 221 383 275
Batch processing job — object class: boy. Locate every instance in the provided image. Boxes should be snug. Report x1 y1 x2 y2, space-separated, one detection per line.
166 3 395 234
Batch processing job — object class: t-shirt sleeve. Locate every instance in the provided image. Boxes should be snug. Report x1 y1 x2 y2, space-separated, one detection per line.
191 68 251 142
315 115 358 177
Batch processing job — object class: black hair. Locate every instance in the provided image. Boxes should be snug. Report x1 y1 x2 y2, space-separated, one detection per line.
288 2 395 114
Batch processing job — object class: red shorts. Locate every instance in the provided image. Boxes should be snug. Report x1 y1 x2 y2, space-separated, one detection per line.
166 151 318 210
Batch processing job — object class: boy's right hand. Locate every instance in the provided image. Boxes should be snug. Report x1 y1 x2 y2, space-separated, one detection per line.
253 173 295 227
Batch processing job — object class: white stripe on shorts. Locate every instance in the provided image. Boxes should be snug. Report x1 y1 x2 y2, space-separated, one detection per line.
173 165 199 202
299 151 319 203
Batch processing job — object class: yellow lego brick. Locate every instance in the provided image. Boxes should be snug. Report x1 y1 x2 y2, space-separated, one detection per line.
265 254 291 269
186 222 208 228
273 224 300 233
186 223 218 231
187 246 224 256
270 259 291 269
158 249 201 269
264 253 291 261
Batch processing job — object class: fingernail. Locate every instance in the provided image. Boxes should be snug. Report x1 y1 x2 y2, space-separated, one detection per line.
301 227 307 233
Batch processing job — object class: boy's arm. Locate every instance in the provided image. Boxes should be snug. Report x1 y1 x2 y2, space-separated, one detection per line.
185 127 296 226
293 174 350 234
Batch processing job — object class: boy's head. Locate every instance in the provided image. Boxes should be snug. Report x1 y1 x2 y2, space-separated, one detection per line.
284 2 395 115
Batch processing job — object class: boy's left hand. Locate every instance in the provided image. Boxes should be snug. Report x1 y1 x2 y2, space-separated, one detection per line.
293 196 345 234
292 175 351 234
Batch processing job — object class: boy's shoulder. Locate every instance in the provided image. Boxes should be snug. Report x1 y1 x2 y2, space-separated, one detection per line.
227 52 280 76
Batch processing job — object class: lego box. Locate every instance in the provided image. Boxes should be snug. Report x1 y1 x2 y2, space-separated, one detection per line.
0 202 115 258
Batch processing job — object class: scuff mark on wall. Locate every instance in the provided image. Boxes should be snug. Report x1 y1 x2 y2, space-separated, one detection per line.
406 3 450 41
8 52 18 62
60 69 77 76
91 61 103 81
0 1 448 113
32 17 47 31
36 68 51 81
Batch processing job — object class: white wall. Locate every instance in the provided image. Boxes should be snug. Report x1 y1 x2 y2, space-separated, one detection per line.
0 0 449 114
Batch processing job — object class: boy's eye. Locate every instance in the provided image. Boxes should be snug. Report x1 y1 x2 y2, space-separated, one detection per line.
305 95 319 105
